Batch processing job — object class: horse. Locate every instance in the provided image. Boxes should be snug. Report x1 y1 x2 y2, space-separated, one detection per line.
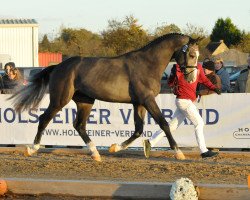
9 33 201 162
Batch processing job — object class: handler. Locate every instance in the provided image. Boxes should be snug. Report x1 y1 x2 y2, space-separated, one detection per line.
143 61 221 159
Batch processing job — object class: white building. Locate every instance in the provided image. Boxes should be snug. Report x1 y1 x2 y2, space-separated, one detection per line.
0 19 38 68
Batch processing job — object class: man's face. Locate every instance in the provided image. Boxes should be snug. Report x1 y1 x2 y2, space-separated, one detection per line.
204 68 212 75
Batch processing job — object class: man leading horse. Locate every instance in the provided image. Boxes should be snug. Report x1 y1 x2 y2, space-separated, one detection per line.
143 45 221 159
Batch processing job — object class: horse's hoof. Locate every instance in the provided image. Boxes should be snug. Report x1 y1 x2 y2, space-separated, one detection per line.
195 186 200 198
91 155 102 162
24 146 32 157
109 144 119 153
175 152 186 160
24 146 38 157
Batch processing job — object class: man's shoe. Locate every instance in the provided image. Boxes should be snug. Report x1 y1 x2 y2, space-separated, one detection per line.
201 150 219 158
142 139 151 158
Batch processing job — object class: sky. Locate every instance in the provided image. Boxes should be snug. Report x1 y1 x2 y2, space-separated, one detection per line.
1 0 250 39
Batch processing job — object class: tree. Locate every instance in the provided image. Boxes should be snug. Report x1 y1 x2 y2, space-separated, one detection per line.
182 23 208 39
39 34 51 52
210 17 243 47
102 15 149 55
55 28 104 57
154 23 181 37
234 32 250 53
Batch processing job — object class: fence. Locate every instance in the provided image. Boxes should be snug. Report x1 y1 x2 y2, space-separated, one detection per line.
0 94 249 148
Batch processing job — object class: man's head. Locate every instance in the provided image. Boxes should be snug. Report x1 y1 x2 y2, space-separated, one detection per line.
203 60 215 75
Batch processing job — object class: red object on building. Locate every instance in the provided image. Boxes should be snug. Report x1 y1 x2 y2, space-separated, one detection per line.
39 52 62 67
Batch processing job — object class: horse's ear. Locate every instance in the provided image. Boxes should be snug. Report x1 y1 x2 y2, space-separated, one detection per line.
189 36 204 45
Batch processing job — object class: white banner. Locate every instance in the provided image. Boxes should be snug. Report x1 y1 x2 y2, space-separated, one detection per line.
0 94 249 148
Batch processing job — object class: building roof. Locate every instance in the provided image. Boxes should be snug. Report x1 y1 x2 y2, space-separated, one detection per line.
206 41 222 53
215 49 249 66
0 19 38 25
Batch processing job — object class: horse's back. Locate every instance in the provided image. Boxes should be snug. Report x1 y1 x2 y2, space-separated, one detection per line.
79 57 132 102
48 56 132 103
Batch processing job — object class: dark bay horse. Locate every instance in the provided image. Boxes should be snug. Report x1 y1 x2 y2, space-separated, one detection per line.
10 33 201 161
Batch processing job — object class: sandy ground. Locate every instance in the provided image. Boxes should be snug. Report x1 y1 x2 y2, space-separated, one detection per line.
0 148 249 187
0 194 111 200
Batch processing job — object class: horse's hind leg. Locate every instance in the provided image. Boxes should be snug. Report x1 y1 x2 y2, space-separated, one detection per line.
25 103 65 156
109 104 146 152
73 99 101 162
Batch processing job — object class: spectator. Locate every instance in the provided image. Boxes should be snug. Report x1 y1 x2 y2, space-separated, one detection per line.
214 58 230 93
198 60 222 95
234 56 250 93
0 62 16 93
2 62 15 77
1 67 23 94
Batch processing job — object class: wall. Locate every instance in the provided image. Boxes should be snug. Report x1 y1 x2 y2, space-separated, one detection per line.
0 25 38 67
0 93 249 148
39 52 62 67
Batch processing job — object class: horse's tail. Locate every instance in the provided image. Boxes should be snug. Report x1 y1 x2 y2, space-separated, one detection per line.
9 64 57 113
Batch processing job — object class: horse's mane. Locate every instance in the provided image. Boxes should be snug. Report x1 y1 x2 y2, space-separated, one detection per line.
123 33 190 56
142 33 188 50
107 33 190 58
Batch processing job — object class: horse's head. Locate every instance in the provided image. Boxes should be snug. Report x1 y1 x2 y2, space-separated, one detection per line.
174 37 203 83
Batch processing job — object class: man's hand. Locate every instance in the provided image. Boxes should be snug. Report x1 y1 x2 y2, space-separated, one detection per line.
214 88 221 95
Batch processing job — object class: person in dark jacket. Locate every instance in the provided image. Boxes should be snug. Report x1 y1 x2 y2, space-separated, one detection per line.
0 62 16 93
198 60 222 95
2 67 23 94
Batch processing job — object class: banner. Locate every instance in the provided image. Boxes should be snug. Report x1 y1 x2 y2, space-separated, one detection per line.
0 94 249 148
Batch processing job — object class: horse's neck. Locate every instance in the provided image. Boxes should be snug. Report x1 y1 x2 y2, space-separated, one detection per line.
141 39 185 77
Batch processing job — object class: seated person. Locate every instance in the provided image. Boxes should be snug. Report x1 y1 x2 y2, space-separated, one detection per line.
1 62 16 92
197 60 222 95
2 62 15 79
2 67 23 94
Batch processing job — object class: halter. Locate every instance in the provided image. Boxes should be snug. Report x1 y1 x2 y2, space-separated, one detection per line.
179 44 197 75
183 66 197 76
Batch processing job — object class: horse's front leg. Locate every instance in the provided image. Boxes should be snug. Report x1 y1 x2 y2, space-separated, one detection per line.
109 104 146 153
143 95 185 160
